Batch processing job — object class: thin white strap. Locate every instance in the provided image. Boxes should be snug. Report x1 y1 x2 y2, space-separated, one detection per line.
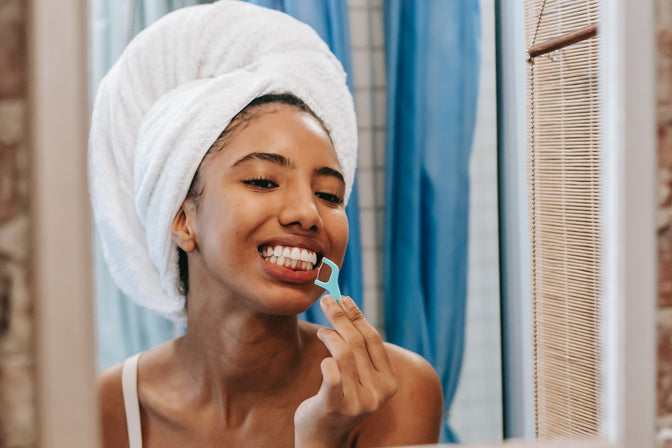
122 353 143 448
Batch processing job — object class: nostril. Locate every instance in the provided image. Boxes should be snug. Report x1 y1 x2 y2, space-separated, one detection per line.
278 204 323 231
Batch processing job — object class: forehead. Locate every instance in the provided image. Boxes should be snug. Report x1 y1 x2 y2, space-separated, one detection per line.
212 104 340 166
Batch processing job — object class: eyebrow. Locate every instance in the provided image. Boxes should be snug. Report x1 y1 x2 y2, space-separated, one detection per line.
314 166 345 185
233 152 294 168
233 151 344 184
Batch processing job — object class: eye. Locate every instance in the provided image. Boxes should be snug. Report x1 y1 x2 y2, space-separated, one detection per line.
243 177 278 190
315 191 344 205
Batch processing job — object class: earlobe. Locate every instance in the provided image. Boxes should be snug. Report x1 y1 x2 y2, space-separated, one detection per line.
172 201 197 253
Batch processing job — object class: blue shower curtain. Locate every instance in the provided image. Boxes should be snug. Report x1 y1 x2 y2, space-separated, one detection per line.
382 1 481 443
241 0 364 326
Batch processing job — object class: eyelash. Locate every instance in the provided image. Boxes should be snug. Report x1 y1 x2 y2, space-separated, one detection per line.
243 177 278 189
243 177 344 205
316 192 344 205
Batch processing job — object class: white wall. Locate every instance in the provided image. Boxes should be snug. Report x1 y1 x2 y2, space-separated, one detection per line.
348 0 387 332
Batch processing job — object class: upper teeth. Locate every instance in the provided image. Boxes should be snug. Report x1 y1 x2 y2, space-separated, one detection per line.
261 245 317 270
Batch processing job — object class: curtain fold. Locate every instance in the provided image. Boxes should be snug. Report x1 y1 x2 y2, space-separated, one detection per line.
382 0 481 442
242 0 363 326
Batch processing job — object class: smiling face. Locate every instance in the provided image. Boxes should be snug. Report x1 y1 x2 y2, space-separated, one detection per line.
172 102 349 316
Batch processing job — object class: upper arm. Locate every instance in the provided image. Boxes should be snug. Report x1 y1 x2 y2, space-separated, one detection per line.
97 364 130 448
353 344 443 447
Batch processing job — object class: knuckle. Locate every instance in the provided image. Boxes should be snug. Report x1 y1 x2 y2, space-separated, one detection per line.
324 374 342 389
385 377 399 397
356 391 378 415
373 374 397 397
319 328 338 342
339 348 356 364
363 328 383 345
345 306 365 322
373 393 386 410
331 307 348 321
328 343 353 363
344 403 360 417
359 404 375 415
350 335 366 352
361 398 380 415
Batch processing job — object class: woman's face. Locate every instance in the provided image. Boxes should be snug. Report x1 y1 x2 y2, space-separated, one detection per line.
177 104 349 315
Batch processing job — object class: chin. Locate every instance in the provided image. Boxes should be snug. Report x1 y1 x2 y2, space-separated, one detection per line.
257 286 321 316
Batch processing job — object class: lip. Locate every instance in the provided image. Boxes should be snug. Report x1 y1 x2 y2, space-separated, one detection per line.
259 256 320 284
257 235 326 284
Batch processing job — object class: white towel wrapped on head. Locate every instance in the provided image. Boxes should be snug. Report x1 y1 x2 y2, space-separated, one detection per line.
88 1 357 323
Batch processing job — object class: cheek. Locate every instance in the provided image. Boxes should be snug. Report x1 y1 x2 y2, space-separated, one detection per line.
195 193 239 247
202 194 274 246
328 211 349 263
232 192 276 219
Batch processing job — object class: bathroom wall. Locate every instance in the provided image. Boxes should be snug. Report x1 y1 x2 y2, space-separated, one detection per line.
0 1 663 447
348 0 387 331
657 1 672 446
0 0 38 446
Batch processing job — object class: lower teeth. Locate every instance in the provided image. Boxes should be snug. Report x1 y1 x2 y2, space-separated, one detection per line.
264 256 312 271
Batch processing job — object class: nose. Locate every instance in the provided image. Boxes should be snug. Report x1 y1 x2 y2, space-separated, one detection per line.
278 181 324 232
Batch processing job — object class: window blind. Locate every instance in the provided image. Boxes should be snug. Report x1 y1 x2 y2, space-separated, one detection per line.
524 0 601 439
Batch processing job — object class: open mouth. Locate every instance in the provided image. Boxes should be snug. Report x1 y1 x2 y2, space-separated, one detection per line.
258 244 320 271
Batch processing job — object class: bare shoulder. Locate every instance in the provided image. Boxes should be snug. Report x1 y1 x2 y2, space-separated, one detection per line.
384 342 442 388
384 342 443 420
355 343 443 446
97 362 130 448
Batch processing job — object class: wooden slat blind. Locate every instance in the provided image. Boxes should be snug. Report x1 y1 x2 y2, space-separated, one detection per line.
524 0 601 439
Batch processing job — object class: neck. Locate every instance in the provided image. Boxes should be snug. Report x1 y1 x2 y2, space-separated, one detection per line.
178 295 306 398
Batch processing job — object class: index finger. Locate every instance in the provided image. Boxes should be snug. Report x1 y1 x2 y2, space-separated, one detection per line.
320 295 394 375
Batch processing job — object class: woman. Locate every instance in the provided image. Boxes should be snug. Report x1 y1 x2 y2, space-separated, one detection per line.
91 2 442 447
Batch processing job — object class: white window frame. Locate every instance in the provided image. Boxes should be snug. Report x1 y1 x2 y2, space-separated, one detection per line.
29 0 655 446
497 0 535 438
600 0 657 445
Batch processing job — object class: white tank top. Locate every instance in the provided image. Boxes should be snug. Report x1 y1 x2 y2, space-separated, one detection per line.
122 353 143 448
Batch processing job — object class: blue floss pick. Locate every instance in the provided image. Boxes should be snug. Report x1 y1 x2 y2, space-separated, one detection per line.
314 257 342 304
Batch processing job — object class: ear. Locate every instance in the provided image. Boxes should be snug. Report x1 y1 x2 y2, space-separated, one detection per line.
172 199 197 253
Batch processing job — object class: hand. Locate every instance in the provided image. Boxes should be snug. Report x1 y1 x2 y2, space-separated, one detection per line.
294 295 398 448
